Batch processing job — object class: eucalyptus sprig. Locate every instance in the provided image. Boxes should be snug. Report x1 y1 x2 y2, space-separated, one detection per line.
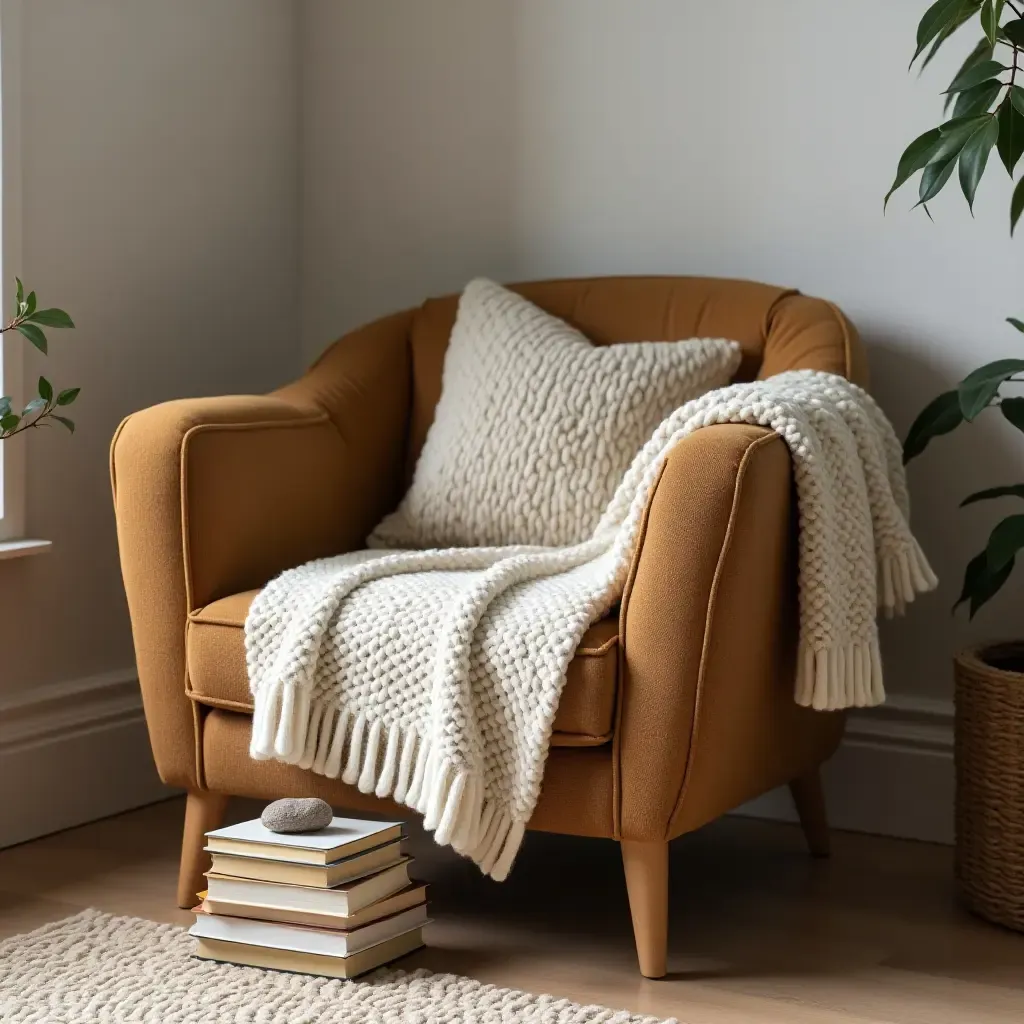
0 277 78 438
892 0 1024 617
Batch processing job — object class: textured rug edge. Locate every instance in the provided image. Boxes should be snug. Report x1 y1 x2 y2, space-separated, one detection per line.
0 909 680 1024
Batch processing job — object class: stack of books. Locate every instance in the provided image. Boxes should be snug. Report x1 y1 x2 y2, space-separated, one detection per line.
189 815 427 978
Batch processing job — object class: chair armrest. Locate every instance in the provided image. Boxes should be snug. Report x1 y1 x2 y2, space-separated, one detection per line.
616 424 844 841
110 310 413 788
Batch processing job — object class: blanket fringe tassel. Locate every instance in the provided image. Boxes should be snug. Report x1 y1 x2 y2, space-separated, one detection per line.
250 541 938 865
796 540 937 711
250 690 526 880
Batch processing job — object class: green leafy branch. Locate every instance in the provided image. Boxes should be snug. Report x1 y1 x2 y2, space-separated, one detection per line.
888 0 1024 224
904 334 1024 616
893 1 1024 618
0 277 78 438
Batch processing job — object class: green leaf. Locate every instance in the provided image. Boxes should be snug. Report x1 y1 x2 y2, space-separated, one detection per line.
997 95 1024 174
56 387 79 406
886 128 943 207
1008 317 1024 332
15 322 47 354
962 358 1024 385
52 415 74 433
944 38 994 112
974 561 1014 615
938 112 994 138
0 413 19 432
1011 85 1024 118
981 0 995 42
23 290 36 318
962 483 1024 505
1002 395 1024 431
914 0 978 66
981 0 1006 45
37 375 52 402
927 5 987 69
952 78 1002 118
27 308 74 329
888 119 996 211
986 513 1024 571
955 549 1015 617
959 114 1000 209
903 390 964 462
958 358 1024 418
914 115 996 205
945 58 1007 92
0 397 11 419
918 153 959 205
15 277 23 307
1004 16 1024 44
21 397 45 416
1012 173 1024 232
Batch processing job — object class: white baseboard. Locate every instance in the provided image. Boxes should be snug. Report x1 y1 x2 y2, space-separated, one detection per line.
0 669 175 848
736 695 955 844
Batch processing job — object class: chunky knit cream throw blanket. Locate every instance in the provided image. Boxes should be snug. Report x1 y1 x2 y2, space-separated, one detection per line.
247 372 935 879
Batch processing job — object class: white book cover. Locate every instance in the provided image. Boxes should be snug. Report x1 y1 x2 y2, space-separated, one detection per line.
190 904 429 957
205 816 403 852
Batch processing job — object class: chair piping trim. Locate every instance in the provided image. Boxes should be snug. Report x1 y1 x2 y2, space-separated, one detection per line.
666 431 784 838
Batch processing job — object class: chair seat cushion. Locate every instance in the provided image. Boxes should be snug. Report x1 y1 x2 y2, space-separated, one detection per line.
186 590 618 747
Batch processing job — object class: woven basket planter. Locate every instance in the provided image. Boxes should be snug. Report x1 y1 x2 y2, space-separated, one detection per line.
954 643 1024 931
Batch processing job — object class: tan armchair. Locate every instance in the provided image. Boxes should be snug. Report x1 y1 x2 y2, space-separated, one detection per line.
111 276 864 977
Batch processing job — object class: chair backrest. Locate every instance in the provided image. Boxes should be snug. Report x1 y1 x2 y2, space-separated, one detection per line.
404 275 866 471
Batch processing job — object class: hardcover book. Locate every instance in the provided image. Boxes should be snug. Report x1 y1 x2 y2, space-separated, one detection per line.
205 839 404 888
190 902 428 957
193 927 424 979
205 816 403 866
202 878 425 928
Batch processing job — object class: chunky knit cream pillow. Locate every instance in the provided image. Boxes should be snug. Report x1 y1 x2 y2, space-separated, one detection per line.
370 278 741 549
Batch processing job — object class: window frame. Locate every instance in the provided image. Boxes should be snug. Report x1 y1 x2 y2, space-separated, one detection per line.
0 0 26 543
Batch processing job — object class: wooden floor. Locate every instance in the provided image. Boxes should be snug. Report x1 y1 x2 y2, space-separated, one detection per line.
1 797 1023 1022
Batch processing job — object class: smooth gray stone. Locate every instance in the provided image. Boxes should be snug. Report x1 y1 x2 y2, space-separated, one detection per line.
261 797 333 834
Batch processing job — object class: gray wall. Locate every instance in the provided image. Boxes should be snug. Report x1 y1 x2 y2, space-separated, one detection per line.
299 0 1024 707
0 0 300 699
2 0 302 845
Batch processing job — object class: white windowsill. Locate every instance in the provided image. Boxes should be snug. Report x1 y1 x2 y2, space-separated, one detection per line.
0 538 51 559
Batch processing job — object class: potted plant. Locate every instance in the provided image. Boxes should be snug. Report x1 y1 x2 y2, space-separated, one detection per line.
888 0 1024 931
0 278 77 437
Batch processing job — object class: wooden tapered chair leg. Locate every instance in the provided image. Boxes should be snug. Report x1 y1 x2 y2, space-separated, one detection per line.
789 767 831 858
621 839 669 979
177 790 229 909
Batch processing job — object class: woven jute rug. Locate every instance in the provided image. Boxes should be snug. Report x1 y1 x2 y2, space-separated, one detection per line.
0 909 677 1022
